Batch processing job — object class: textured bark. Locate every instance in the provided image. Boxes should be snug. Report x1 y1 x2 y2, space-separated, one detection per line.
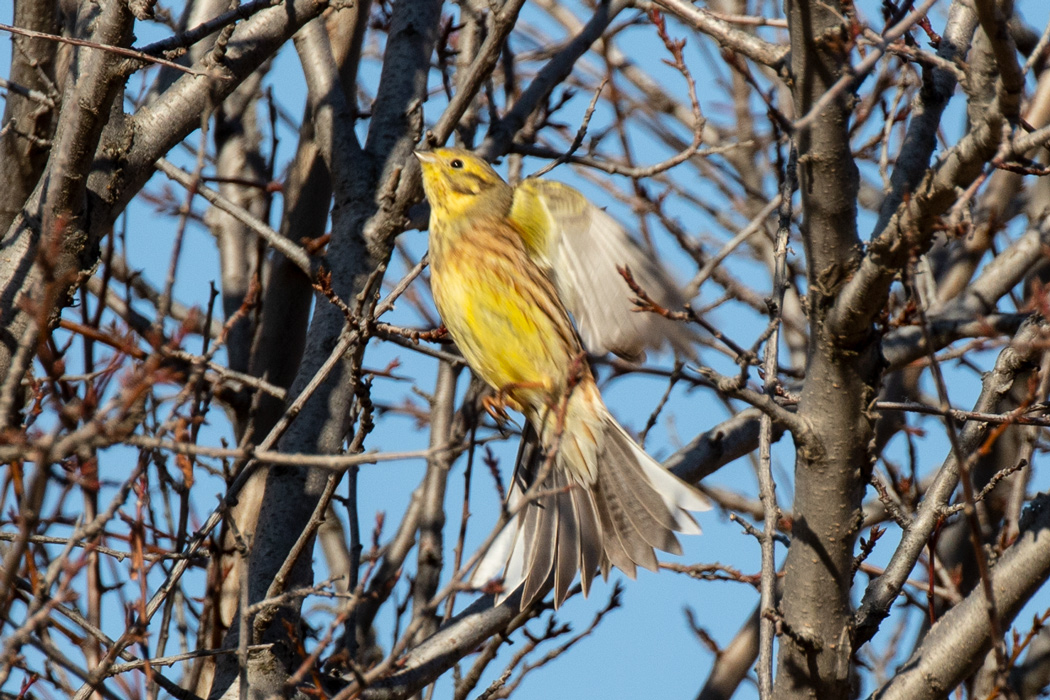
207 0 445 695
871 493 1050 700
0 0 133 412
0 0 59 238
774 1 870 699
208 71 268 385
410 362 461 642
0 0 330 393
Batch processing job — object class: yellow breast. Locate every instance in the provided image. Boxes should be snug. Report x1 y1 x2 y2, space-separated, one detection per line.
428 216 584 415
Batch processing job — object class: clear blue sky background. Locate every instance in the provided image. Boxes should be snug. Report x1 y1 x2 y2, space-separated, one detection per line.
3 1 1050 698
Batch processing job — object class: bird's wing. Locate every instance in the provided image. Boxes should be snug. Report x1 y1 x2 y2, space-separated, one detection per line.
512 178 698 362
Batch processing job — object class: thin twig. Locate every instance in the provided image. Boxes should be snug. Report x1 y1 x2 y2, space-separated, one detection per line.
756 143 795 698
0 22 209 76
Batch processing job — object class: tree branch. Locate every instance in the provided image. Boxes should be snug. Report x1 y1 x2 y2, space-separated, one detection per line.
855 315 1049 645
869 492 1050 700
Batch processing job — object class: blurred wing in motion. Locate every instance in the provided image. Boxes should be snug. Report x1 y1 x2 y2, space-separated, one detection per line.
511 179 698 361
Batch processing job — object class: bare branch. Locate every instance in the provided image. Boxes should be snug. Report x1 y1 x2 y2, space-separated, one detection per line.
856 316 1050 645
870 493 1050 700
646 0 788 68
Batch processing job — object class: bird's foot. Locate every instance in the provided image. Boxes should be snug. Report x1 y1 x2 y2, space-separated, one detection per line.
483 381 548 423
483 394 512 423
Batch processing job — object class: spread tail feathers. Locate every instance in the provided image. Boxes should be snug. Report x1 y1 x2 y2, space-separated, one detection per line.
471 392 710 609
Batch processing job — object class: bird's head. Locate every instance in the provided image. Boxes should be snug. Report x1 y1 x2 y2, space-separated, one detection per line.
414 148 511 220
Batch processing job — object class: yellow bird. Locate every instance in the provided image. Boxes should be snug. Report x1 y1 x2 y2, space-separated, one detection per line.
415 147 708 609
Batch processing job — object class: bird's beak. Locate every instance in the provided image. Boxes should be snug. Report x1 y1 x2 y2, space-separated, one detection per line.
413 150 438 164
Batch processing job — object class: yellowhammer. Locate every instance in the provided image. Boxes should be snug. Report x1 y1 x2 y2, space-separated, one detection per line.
415 147 709 609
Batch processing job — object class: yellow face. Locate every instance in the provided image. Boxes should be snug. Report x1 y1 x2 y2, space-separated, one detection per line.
414 148 509 220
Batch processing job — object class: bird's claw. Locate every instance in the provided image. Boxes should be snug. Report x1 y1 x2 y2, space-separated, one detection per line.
483 394 511 423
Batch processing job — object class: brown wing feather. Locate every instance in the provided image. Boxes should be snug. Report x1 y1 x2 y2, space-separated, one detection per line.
513 179 699 361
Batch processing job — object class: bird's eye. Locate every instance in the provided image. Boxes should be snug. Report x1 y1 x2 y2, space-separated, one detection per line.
450 159 464 169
